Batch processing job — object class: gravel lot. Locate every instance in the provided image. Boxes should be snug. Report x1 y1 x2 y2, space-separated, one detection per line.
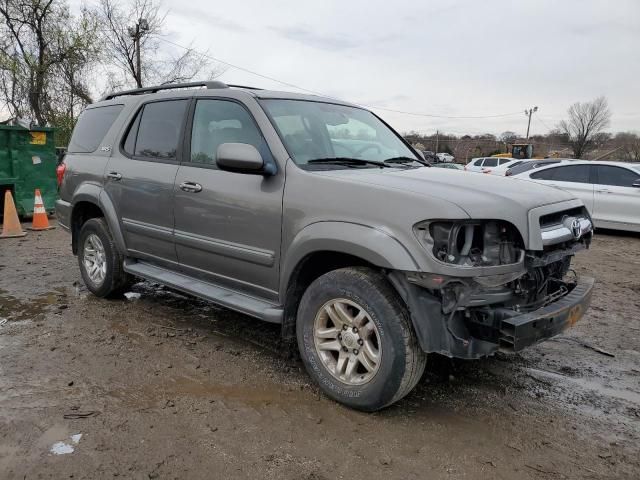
1 222 639 479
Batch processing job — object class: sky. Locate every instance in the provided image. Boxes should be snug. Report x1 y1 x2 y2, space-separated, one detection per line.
72 0 640 136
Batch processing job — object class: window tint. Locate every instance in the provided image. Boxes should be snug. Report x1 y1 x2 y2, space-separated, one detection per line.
531 165 590 183
473 159 483 166
122 109 142 156
595 165 640 187
498 158 510 165
68 105 123 153
134 100 188 159
190 99 266 166
483 158 498 167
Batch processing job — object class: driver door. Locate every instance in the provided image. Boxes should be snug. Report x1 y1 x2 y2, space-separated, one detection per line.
173 98 284 300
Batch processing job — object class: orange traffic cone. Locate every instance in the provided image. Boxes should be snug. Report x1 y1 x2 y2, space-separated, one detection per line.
27 189 55 231
0 190 27 238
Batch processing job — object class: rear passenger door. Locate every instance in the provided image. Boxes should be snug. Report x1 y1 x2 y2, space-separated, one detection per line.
529 164 594 213
592 165 640 230
173 98 284 300
103 99 189 267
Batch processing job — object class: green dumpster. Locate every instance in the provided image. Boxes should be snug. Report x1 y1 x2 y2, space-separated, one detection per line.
0 125 57 218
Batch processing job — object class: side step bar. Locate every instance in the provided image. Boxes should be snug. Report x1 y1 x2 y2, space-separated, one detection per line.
123 259 283 324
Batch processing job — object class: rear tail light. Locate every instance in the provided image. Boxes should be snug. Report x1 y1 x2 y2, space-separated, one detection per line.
56 162 66 187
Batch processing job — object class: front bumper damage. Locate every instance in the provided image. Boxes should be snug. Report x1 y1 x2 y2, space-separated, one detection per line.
495 275 594 351
389 272 595 360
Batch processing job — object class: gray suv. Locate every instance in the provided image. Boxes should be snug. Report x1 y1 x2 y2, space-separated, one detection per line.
57 81 594 411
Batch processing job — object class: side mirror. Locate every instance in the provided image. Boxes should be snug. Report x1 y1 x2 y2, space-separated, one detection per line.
632 179 640 188
216 143 266 174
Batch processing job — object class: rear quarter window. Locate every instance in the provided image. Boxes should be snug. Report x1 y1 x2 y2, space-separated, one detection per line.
531 165 591 183
68 105 124 153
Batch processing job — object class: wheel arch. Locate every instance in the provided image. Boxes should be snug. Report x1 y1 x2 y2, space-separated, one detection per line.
70 186 125 255
280 221 420 342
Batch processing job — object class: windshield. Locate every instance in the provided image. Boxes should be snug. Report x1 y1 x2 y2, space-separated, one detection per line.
260 99 419 168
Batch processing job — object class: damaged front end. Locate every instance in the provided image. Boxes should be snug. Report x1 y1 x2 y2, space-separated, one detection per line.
390 210 595 359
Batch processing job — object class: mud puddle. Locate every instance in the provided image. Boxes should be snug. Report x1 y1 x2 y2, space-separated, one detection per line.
0 288 67 322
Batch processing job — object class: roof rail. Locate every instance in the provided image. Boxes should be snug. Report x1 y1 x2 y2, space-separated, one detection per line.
100 80 229 101
226 84 263 91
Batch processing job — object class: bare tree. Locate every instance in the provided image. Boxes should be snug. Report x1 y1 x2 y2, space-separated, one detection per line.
558 96 612 159
96 0 223 89
615 132 640 161
499 131 518 143
0 0 99 126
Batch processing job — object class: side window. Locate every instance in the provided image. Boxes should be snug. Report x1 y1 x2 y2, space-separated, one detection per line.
473 159 483 166
498 158 510 165
122 109 142 156
531 165 590 183
483 158 498 167
130 100 189 159
530 167 557 180
595 166 639 187
68 105 123 153
190 99 266 166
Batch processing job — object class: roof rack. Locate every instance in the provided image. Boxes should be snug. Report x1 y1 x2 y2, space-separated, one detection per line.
226 84 263 91
100 80 230 101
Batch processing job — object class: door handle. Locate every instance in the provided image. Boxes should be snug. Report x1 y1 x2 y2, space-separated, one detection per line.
179 181 202 193
106 171 122 180
596 189 612 194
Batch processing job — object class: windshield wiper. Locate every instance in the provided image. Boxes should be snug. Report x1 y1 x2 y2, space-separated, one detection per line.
307 157 393 168
383 156 430 166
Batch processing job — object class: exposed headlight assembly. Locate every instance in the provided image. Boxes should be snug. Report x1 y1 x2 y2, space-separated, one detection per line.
414 220 525 267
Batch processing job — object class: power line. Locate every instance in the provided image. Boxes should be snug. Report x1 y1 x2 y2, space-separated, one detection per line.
536 116 555 131
156 36 526 120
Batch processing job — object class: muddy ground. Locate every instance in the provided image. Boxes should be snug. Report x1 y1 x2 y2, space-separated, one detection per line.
1 222 639 479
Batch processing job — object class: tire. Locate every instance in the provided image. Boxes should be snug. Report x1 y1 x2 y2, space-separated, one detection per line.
296 267 426 411
77 217 132 297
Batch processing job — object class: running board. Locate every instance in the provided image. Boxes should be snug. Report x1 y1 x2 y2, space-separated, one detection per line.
123 259 283 324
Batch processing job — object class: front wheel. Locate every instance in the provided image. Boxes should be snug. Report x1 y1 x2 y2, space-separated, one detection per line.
296 267 426 411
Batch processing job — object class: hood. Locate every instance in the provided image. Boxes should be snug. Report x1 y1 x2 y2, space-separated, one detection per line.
316 167 576 217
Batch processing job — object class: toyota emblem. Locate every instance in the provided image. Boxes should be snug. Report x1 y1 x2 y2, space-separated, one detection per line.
570 219 582 239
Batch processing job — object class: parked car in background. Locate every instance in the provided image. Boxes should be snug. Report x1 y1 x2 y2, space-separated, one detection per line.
505 159 562 177
513 160 640 232
465 157 523 175
432 162 464 170
436 152 454 162
421 150 438 162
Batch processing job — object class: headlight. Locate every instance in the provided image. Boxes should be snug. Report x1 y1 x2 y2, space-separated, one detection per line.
413 220 524 267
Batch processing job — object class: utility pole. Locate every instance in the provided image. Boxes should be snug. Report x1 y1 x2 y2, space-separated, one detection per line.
524 106 538 139
435 130 439 153
128 18 149 88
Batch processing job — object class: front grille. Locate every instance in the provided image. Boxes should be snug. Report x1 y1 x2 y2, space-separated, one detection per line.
539 207 592 248
539 206 586 229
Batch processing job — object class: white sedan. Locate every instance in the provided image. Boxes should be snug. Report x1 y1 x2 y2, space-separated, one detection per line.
465 157 525 175
512 160 640 232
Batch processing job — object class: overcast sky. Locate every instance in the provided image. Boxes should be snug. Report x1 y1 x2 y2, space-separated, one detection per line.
90 0 640 136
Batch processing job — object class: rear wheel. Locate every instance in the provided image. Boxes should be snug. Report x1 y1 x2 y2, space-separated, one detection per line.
297 267 426 411
78 218 132 297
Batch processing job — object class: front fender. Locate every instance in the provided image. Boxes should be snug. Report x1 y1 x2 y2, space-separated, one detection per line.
280 221 420 295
